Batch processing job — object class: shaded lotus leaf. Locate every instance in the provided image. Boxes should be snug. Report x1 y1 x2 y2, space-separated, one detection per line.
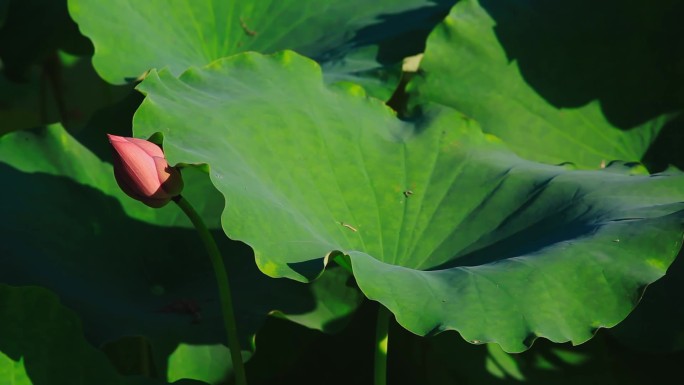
0 124 217 227
0 284 204 385
132 50 684 352
68 0 455 99
0 124 363 380
407 0 683 168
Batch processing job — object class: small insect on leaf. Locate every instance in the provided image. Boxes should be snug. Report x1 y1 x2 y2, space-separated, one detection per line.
339 221 358 232
403 190 414 198
240 17 257 36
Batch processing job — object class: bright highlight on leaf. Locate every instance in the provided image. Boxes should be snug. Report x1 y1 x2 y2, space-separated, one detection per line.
133 50 684 352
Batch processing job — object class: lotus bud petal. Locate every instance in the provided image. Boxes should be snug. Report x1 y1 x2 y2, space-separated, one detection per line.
107 134 184 208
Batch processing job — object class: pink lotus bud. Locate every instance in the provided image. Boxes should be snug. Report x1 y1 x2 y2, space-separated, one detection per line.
107 134 183 208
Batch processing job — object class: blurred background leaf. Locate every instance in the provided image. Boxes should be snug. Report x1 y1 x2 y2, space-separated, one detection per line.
0 284 206 385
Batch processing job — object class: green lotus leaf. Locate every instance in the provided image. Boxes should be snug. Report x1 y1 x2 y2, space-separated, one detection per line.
0 124 363 379
166 343 247 384
134 50 684 352
67 0 454 97
0 284 202 385
0 352 30 385
407 0 682 168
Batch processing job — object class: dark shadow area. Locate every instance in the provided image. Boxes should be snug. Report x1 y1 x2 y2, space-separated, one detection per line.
642 113 684 172
245 300 376 385
74 87 144 161
602 331 684 385
482 0 684 128
609 244 684 353
287 258 327 281
510 332 684 384
246 301 684 384
441 218 598 269
345 1 456 65
314 0 455 99
246 300 433 385
0 0 91 82
417 330 619 384
0 285 206 385
0 163 341 380
424 174 599 270
0 0 133 136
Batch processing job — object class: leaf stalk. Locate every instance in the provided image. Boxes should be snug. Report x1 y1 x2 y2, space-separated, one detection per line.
374 304 391 385
174 195 248 385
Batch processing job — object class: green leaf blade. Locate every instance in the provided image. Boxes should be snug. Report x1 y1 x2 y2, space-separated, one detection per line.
133 50 684 352
407 0 672 168
68 0 454 89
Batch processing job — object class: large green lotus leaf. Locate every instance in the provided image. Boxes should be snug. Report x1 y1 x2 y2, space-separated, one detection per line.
0 284 203 385
407 0 682 169
0 124 363 379
67 0 454 92
134 51 684 352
